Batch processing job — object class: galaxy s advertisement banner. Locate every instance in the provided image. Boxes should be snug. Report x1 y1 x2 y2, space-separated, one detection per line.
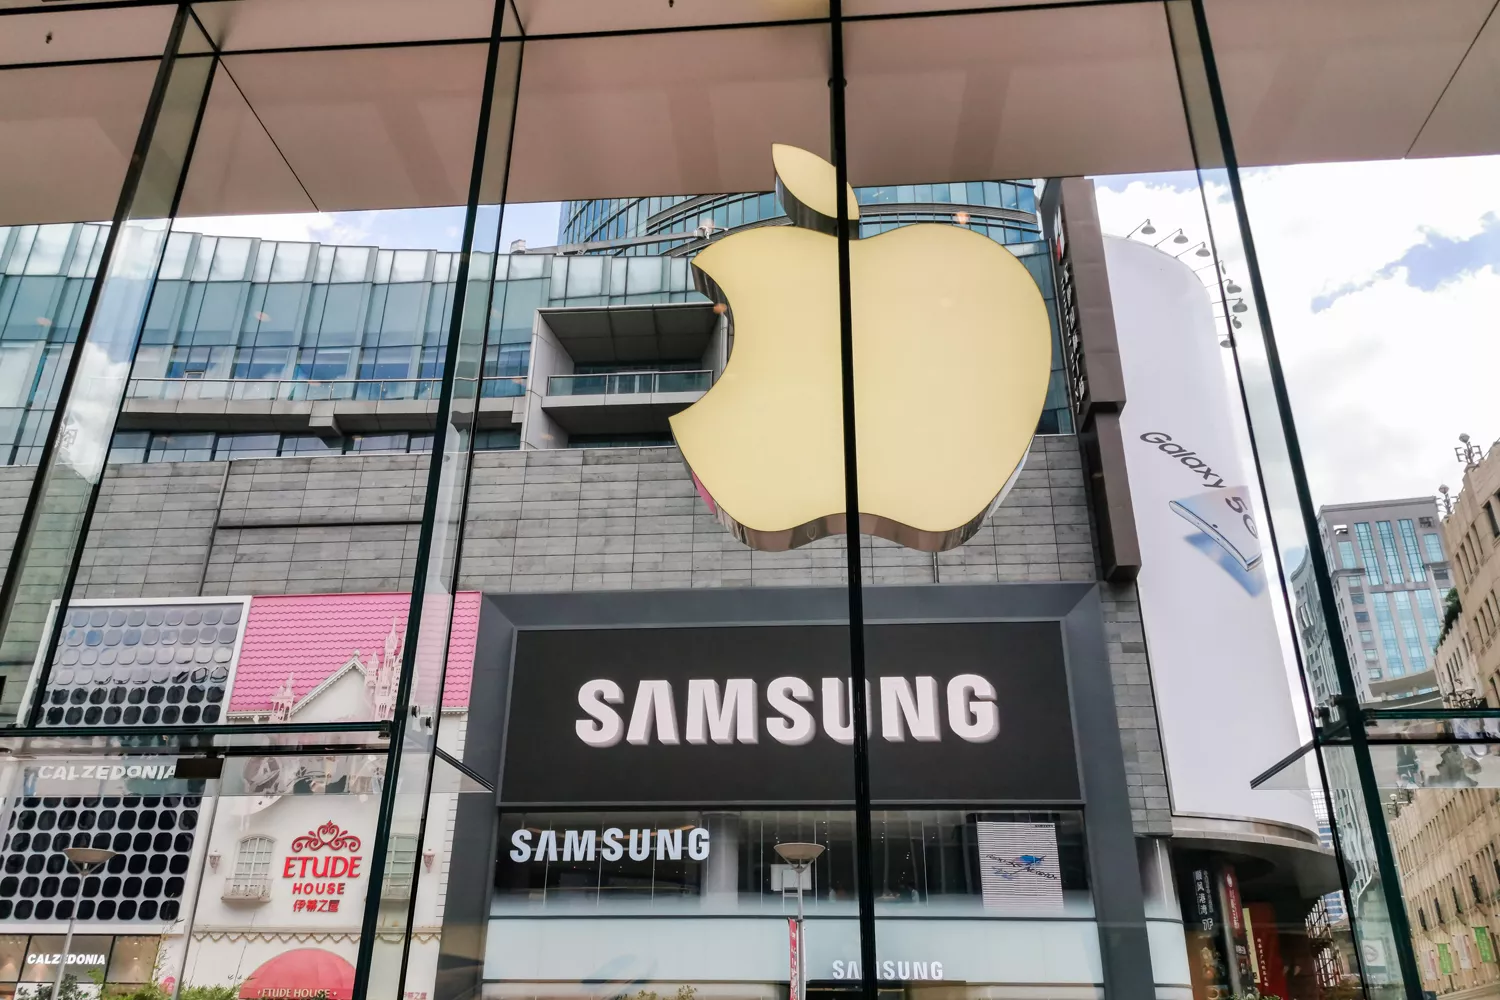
1105 235 1312 831
497 621 1079 805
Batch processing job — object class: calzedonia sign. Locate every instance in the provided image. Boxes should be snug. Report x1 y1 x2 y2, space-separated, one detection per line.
500 622 1079 806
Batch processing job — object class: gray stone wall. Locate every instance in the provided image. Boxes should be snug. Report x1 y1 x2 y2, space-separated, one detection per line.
0 436 1172 834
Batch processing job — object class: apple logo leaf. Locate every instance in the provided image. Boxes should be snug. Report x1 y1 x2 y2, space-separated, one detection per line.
670 145 1053 554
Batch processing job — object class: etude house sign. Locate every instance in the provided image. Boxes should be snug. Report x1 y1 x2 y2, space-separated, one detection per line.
500 621 1080 806
283 822 363 914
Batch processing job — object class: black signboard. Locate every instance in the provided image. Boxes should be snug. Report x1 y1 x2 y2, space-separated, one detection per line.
498 621 1078 806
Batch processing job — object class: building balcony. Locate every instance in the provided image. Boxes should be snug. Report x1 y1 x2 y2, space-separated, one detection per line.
380 875 414 902
120 376 526 435
540 370 711 436
222 876 272 902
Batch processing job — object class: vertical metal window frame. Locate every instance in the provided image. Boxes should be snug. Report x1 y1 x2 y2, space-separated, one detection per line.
1163 1 1424 995
827 6 880 1000
0 5 218 727
349 5 523 999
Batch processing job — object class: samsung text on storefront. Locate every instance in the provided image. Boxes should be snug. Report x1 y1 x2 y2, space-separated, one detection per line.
510 827 710 863
830 960 944 981
575 675 1000 747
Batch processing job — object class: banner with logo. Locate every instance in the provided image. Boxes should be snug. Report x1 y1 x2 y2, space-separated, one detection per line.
975 821 1062 910
499 621 1078 805
1104 235 1313 833
1476 926 1495 963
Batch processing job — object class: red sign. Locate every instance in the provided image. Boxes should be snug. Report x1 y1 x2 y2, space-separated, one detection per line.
283 822 363 914
1247 903 1288 998
788 918 800 1000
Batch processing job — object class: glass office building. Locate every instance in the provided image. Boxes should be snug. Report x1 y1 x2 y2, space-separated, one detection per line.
0 3 1496 1000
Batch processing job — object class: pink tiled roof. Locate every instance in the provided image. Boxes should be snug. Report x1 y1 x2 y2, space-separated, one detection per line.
229 592 480 714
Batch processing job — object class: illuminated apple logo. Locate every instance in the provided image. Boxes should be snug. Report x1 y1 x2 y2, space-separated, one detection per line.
669 144 1053 552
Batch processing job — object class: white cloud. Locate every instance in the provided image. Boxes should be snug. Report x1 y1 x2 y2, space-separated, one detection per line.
1094 156 1500 513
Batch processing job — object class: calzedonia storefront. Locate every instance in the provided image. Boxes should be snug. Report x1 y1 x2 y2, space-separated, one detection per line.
449 585 1194 1000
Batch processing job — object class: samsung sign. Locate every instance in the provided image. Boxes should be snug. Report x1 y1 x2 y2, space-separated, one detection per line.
499 622 1079 805
510 826 711 863
575 675 1000 747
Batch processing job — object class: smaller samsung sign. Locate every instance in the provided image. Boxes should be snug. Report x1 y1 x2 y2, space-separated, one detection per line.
510 826 710 863
500 622 1079 806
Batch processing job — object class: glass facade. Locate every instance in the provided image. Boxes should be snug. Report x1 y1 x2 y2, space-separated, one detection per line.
0 4 1494 1000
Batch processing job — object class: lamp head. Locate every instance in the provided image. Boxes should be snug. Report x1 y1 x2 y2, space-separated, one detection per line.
1172 232 1188 244
63 847 117 873
774 842 826 867
1140 220 1156 235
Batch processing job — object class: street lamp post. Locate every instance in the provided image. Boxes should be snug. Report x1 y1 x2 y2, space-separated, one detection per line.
774 842 825 1000
52 848 117 1000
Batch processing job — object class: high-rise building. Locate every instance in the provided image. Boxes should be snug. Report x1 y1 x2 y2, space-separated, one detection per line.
1440 439 1500 707
1294 499 1453 708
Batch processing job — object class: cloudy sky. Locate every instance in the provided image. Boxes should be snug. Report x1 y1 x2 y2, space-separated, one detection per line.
1093 156 1500 516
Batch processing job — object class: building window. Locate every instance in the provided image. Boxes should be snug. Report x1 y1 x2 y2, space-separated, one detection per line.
1355 523 1383 585
1421 516 1435 528
234 836 274 879
1424 532 1446 563
1454 885 1464 914
384 834 420 898
1371 593 1406 676
1355 611 1370 623
1418 907 1429 932
226 835 275 900
1364 649 1379 662
1398 519 1428 582
1352 593 1366 604
1360 630 1374 644
214 433 280 460
148 432 215 463
1376 521 1406 584
1473 873 1485 904
1488 502 1500 539
107 431 150 464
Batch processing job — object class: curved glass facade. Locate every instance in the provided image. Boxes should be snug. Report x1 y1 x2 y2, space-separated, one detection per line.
557 180 1039 252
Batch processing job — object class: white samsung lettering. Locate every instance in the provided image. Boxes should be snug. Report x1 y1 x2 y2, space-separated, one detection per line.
628 829 652 861
512 827 710 863
563 829 596 862
832 960 943 982
688 827 710 860
535 829 559 862
655 828 682 861
576 680 625 748
946 674 1000 742
626 681 680 745
766 677 816 745
880 676 940 742
686 679 758 745
601 828 624 861
821 678 855 745
577 675 999 746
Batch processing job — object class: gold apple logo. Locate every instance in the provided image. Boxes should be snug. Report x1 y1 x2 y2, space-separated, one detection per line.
669 144 1053 552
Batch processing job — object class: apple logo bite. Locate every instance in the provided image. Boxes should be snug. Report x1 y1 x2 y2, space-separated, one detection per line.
669 144 1053 553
